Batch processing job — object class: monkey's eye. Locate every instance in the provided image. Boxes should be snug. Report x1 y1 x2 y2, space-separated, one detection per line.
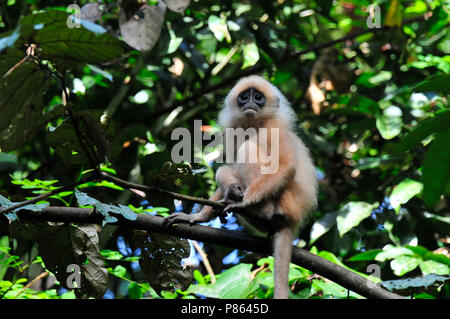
255 93 262 101
238 93 249 105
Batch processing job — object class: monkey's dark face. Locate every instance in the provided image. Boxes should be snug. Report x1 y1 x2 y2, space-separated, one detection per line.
237 87 266 114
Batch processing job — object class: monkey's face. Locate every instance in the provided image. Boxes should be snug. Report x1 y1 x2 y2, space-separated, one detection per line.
237 87 266 115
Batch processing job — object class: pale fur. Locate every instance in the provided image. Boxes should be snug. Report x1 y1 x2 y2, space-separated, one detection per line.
219 75 318 299
165 75 318 299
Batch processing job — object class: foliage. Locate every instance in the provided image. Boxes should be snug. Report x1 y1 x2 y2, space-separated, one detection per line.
0 0 449 299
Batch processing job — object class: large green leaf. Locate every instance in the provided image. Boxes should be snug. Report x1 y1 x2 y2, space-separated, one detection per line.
187 263 255 299
395 110 450 154
336 202 374 237
389 178 423 213
135 232 192 295
19 11 122 67
35 223 109 298
421 127 450 207
376 105 403 140
390 255 421 276
415 74 450 95
0 49 50 133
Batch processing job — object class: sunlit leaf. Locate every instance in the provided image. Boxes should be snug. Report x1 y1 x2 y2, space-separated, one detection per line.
242 41 260 69
390 178 423 213
376 105 403 140
336 202 374 237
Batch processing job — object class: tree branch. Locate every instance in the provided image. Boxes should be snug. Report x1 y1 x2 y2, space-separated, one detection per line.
0 181 84 216
15 206 404 299
98 171 224 208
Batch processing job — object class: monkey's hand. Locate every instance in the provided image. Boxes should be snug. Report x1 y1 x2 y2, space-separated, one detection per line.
221 183 244 204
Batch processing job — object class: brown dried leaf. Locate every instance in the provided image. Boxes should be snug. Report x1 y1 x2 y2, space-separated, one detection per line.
119 2 167 52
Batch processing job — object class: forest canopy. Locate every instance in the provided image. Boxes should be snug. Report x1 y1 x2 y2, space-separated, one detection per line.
0 0 449 300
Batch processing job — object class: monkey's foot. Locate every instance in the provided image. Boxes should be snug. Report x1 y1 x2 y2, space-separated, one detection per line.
163 212 206 227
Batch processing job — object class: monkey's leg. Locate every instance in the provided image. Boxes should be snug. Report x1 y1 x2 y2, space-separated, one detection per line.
223 164 295 220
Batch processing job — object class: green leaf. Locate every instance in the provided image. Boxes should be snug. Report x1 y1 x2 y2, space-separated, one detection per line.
375 245 414 262
419 260 450 275
382 274 450 291
187 264 254 299
0 195 49 222
421 127 450 207
347 249 383 262
312 279 361 298
415 74 450 95
395 110 450 154
376 105 403 140
389 178 423 213
0 50 51 136
242 41 260 69
75 190 137 226
19 11 122 68
135 232 192 295
391 255 421 276
101 249 124 260
336 202 374 237
208 15 230 42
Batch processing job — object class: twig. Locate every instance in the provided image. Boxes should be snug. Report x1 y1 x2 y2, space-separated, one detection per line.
0 181 85 216
191 240 216 284
15 206 404 299
14 272 49 298
98 171 224 208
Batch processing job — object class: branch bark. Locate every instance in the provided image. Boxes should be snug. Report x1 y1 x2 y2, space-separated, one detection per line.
16 206 404 299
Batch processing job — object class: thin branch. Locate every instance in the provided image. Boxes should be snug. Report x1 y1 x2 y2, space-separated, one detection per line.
98 171 273 228
0 181 85 216
99 171 224 208
191 240 216 284
15 206 404 299
14 272 49 298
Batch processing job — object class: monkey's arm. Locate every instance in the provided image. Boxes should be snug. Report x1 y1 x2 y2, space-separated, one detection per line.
163 189 223 226
164 165 243 226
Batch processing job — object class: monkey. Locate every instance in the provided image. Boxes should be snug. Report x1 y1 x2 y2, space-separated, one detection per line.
164 75 318 299
306 48 352 115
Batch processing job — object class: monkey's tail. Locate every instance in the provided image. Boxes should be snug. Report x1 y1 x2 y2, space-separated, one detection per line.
273 226 295 299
